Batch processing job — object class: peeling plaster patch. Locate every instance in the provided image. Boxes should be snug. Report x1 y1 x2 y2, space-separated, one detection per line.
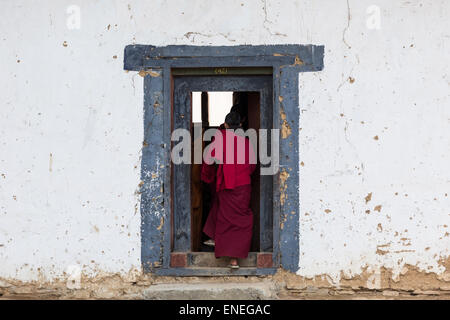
280 108 292 139
376 243 390 255
279 168 289 206
366 268 381 289
293 55 303 66
138 69 161 78
365 192 372 204
156 217 164 231
286 267 450 293
279 55 305 69
1 260 450 298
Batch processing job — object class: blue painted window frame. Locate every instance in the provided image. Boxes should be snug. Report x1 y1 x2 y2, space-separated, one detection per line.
123 45 324 276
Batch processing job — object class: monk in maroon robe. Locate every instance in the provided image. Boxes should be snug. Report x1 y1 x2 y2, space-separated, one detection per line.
201 112 256 268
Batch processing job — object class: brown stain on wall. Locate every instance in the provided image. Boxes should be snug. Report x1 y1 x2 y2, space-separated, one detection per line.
278 55 303 68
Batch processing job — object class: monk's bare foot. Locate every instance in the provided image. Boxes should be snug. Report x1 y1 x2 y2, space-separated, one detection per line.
229 258 239 269
203 239 215 247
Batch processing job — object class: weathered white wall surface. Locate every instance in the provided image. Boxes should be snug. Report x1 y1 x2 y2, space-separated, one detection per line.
0 0 448 284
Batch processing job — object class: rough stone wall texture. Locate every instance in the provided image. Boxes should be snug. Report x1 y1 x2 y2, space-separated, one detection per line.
0 0 448 293
1 269 450 299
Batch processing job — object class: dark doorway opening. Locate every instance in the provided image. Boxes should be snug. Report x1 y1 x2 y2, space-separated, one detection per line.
171 73 274 269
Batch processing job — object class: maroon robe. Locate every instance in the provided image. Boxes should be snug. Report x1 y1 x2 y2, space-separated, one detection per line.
201 129 256 259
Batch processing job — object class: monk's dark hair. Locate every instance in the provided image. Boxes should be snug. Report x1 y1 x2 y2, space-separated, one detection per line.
230 103 245 118
225 111 241 130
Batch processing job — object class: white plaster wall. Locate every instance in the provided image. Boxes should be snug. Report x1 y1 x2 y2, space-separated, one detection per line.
0 0 448 283
297 0 449 283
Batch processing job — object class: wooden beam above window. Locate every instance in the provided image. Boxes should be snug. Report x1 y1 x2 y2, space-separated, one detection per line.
171 67 273 76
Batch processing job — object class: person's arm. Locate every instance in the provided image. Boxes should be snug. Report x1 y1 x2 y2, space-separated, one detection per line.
201 131 223 183
201 161 216 183
204 129 224 165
